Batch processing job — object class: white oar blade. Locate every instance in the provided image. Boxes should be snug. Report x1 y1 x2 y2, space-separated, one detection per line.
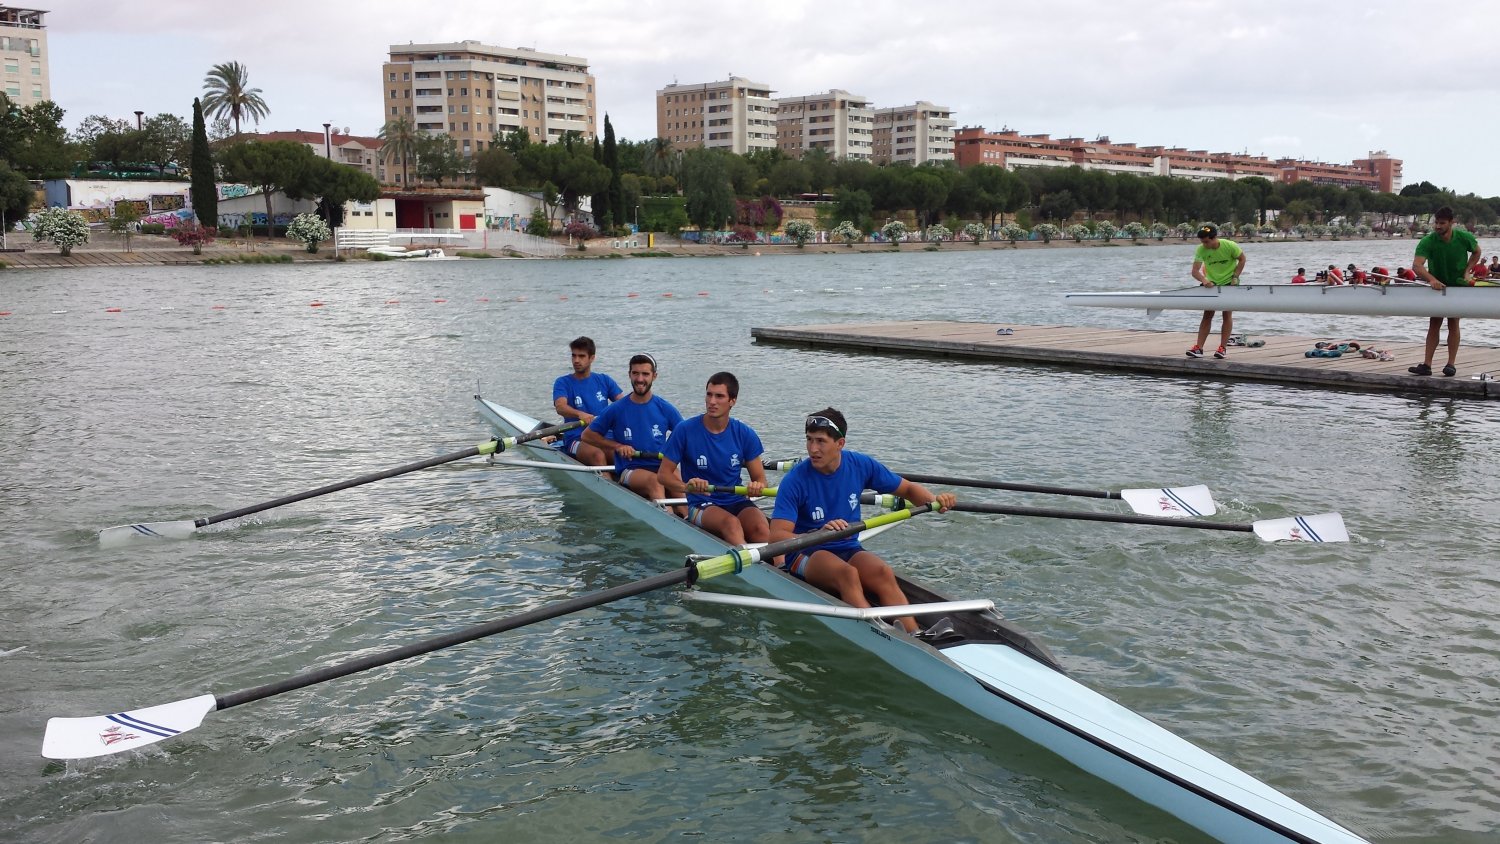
1252 512 1348 543
97 520 199 548
1119 485 1217 518
42 693 216 759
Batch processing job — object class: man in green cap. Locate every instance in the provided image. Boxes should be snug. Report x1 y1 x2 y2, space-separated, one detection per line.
1409 206 1482 377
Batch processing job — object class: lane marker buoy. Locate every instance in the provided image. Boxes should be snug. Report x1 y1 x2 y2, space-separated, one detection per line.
105 307 122 313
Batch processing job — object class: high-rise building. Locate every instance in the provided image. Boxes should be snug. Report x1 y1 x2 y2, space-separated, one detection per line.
0 6 48 107
872 102 955 165
775 90 874 161
382 41 595 180
656 77 777 155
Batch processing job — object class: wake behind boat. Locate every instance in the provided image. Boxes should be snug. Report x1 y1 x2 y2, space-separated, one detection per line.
1066 282 1500 320
476 396 1368 844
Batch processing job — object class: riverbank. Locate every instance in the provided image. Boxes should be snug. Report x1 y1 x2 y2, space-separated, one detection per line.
1 230 1414 268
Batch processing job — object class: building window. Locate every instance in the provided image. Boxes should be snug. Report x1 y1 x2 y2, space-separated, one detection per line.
389 72 396 81
391 106 398 115
390 89 397 99
461 87 468 96
460 104 468 113
403 72 410 81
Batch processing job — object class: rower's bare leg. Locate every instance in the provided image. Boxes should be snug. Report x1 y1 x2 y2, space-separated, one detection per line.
625 472 682 516
1218 311 1234 349
1446 317 1461 367
1195 311 1215 349
574 441 610 467
848 551 916 633
697 505 746 545
737 506 770 544
800 551 873 610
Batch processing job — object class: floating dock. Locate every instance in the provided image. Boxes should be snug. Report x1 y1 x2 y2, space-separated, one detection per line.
751 321 1500 399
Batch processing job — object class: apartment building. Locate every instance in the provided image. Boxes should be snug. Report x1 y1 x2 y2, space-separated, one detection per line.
872 102 955 165
655 77 777 155
955 127 1403 192
382 41 595 175
254 129 386 183
0 6 48 107
775 89 874 160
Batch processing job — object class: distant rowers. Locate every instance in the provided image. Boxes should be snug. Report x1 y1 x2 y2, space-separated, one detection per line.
769 408 954 634
583 353 683 505
553 336 624 466
1291 267 1308 284
658 371 769 545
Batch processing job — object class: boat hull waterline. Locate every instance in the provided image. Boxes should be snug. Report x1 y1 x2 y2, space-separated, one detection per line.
475 396 1367 844
1066 283 1500 319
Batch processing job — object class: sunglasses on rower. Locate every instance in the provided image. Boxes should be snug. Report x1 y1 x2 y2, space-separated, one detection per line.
805 415 843 438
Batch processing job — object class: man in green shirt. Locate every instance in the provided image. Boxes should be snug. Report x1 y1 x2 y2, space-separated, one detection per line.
1188 224 1247 359
1409 206 1482 377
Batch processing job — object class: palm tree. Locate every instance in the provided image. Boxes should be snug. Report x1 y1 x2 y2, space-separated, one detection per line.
378 118 419 186
201 62 270 136
644 137 678 178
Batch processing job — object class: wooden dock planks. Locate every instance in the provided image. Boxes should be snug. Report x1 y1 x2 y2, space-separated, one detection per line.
752 321 1500 399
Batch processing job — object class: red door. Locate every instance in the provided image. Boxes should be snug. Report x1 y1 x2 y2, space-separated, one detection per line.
459 214 477 230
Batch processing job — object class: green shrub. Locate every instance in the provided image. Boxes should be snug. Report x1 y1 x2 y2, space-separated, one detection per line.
456 250 493 259
140 223 167 235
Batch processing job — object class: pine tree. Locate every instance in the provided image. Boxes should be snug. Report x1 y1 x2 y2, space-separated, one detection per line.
189 98 217 229
603 115 624 228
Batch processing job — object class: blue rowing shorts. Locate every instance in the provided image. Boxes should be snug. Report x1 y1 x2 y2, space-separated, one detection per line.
782 545 861 580
688 499 758 527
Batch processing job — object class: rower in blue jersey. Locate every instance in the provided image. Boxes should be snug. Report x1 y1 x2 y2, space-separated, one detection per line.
769 408 954 634
658 371 769 546
553 336 624 466
584 353 684 507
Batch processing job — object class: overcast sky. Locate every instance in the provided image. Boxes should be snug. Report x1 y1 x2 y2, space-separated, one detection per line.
37 1 1500 196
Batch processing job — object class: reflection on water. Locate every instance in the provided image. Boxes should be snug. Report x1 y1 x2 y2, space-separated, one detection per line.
1406 397 1466 483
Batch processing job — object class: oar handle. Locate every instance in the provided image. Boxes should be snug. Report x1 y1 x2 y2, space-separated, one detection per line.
692 504 934 580
217 565 688 711
707 485 777 496
898 471 1119 500
200 421 581 528
950 501 1252 532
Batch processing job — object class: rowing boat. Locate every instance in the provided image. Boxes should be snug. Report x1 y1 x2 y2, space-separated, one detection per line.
1066 283 1500 319
475 395 1368 844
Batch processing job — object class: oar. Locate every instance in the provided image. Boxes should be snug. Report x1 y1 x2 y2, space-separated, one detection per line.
912 498 1346 542
893 471 1216 517
98 421 582 547
683 592 993 621
45 504 935 760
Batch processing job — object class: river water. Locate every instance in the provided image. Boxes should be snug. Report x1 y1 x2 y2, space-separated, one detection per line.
2 240 1497 843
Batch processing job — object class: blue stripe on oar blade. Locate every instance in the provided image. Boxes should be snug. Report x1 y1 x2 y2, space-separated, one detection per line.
1159 488 1203 517
1293 516 1323 542
130 524 162 536
107 712 179 738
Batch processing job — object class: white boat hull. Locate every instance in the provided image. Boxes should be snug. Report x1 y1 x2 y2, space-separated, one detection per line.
475 396 1367 844
1066 283 1500 319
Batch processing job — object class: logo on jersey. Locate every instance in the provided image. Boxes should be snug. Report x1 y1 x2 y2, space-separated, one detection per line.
651 423 663 441
848 493 859 512
594 390 606 403
695 454 708 469
573 396 584 407
622 426 633 440
730 453 741 468
811 506 825 521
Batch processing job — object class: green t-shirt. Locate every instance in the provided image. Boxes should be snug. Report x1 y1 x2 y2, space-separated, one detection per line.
1415 228 1479 286
1193 239 1243 285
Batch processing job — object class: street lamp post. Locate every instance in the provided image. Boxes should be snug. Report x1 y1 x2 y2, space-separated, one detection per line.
134 111 143 130
634 205 640 231
323 123 333 160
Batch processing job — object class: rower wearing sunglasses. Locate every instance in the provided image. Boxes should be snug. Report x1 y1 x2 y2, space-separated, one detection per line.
769 408 956 633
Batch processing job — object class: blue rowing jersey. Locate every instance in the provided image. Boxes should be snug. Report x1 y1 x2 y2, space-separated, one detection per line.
588 394 683 472
553 372 622 446
662 415 764 508
770 450 902 553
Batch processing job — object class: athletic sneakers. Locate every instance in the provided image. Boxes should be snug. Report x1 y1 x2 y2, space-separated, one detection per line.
1213 345 1227 359
1186 346 1204 358
1408 363 1432 376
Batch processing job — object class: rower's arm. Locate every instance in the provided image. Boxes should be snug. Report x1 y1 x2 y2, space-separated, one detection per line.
1413 255 1443 290
893 479 956 512
744 455 767 496
769 517 796 545
656 457 687 496
554 397 592 426
583 426 631 457
1191 259 1208 286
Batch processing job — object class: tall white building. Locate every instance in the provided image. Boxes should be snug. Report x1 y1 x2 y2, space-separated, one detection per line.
656 77 778 155
775 89 874 161
0 6 48 107
383 41 596 173
873 102 956 165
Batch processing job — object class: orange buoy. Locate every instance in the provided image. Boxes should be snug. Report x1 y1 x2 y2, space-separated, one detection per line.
477 296 490 302
662 293 673 298
386 299 400 304
627 292 640 298
310 301 324 307
105 307 122 313
433 298 447 303
697 292 709 297
0 311 11 316
211 304 226 310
